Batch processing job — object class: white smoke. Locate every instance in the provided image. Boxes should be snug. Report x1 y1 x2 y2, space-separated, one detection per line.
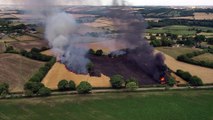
45 12 90 73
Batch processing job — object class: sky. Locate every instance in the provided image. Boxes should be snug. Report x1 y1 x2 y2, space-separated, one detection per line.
0 0 212 6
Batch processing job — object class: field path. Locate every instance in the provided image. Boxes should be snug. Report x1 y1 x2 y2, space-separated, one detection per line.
157 50 213 84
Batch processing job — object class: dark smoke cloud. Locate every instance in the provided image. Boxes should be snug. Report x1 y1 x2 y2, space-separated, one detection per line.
107 1 165 81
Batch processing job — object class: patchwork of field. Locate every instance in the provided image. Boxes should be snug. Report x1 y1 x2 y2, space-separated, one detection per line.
156 47 201 59
42 62 111 90
156 50 213 84
0 90 212 120
147 25 213 35
0 54 44 92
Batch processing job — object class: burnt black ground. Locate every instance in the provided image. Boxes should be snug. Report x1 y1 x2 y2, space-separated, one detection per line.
89 55 159 85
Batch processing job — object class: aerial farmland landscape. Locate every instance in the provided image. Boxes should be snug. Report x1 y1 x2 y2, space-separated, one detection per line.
0 0 213 120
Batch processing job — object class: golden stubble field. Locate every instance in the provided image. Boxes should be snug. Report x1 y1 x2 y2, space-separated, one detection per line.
42 62 111 89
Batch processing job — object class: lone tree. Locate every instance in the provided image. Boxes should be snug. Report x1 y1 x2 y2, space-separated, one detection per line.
95 49 103 56
0 83 9 95
167 77 176 87
57 80 69 91
110 74 125 89
77 81 92 94
126 82 138 91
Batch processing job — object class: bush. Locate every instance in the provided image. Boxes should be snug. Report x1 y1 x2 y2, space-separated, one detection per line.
126 82 138 91
95 49 103 56
88 49 95 55
0 83 9 95
126 77 138 85
24 90 33 97
86 62 94 73
150 39 162 47
167 77 176 87
189 76 203 86
110 75 125 89
38 87 51 96
57 80 69 91
77 81 92 94
68 80 76 90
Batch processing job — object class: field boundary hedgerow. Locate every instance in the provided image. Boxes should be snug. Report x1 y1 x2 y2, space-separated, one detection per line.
0 85 213 100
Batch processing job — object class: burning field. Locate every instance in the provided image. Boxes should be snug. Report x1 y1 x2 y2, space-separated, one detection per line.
24 0 167 89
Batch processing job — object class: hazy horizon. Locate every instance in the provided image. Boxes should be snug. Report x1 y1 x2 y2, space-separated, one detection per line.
0 0 212 6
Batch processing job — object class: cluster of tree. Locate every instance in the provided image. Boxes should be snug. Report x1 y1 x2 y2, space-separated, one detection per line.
0 23 26 34
5 46 51 62
176 70 203 86
110 75 139 91
150 39 174 47
177 50 213 68
29 57 56 82
24 82 51 97
88 49 103 56
20 47 52 62
148 19 213 28
57 80 76 91
57 80 92 94
4 46 19 54
0 83 9 96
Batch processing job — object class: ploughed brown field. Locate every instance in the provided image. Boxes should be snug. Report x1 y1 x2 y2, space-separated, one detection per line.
0 54 44 92
9 40 48 51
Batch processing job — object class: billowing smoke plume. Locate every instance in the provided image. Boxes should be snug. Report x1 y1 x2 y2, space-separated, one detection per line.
45 12 90 73
25 0 92 74
107 1 165 81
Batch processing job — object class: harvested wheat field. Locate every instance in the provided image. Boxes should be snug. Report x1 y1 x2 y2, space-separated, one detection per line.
157 51 213 84
42 62 111 89
0 53 44 92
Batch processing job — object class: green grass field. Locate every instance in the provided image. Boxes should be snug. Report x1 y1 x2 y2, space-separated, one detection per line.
0 90 213 120
156 47 201 58
146 25 213 36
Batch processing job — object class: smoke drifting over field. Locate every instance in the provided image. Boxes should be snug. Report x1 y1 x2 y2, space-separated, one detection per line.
24 0 165 79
